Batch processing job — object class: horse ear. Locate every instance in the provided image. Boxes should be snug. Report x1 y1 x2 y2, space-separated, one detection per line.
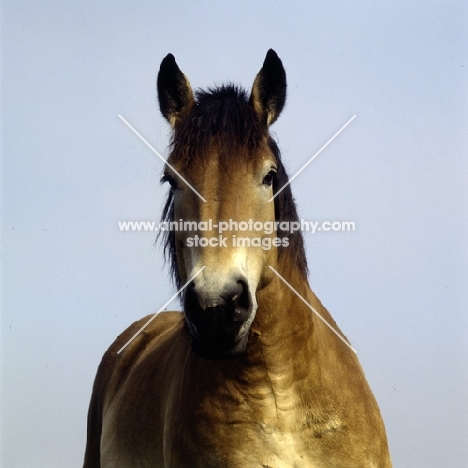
157 54 195 127
250 49 287 126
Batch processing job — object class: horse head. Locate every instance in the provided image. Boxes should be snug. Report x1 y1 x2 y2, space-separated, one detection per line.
157 50 297 358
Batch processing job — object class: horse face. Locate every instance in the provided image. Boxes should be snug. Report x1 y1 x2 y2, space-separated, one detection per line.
158 50 286 358
166 147 278 358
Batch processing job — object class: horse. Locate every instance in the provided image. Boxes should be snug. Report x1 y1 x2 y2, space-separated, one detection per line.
83 49 392 467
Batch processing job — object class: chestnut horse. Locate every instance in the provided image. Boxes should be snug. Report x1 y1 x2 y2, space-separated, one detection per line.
84 50 392 467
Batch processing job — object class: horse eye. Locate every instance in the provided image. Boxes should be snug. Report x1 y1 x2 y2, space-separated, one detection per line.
262 170 276 187
161 174 177 189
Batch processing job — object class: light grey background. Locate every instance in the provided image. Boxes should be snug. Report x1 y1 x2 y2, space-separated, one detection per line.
2 1 467 467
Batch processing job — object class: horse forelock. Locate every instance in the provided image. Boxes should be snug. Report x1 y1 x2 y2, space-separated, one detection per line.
168 85 266 166
158 85 308 289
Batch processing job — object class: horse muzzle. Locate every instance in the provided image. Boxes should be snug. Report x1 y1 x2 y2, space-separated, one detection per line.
183 276 257 359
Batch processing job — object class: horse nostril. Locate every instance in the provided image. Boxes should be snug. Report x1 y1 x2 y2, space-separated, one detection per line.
222 279 246 304
224 278 251 322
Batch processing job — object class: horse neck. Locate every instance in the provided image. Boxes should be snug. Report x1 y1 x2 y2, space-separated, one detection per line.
257 255 313 328
247 257 321 383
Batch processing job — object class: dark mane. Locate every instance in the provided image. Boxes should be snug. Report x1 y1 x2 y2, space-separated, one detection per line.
158 85 308 289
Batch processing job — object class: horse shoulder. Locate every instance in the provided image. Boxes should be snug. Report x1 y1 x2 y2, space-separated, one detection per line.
306 292 391 465
83 311 184 468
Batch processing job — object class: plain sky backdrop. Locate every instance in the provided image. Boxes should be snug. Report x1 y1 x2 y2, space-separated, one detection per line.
2 1 467 467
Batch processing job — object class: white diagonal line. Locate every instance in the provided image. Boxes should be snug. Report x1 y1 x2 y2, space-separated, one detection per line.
268 266 357 353
118 114 207 203
117 266 206 354
269 115 357 202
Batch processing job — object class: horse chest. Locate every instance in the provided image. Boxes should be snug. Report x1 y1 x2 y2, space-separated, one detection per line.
101 387 337 468
168 421 325 468
160 394 344 468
